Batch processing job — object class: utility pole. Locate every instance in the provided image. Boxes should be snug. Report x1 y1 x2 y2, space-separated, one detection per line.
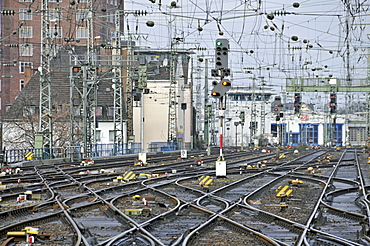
167 39 178 147
84 0 98 158
113 10 124 155
211 38 231 176
125 35 134 145
260 80 266 137
39 0 53 153
234 121 239 151
204 59 210 155
250 75 257 147
194 57 203 149
239 111 245 150
69 0 98 159
367 93 370 146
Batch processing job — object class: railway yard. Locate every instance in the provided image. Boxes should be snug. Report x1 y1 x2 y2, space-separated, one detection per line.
0 147 369 246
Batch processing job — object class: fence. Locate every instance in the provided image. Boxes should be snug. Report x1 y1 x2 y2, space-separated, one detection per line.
4 144 142 164
3 142 178 164
148 142 178 152
4 147 65 164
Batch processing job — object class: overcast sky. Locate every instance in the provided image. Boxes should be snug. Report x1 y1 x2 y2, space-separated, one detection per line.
122 0 369 109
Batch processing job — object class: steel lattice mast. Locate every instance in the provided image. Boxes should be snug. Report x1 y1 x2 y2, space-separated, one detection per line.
82 0 98 157
69 0 98 158
113 10 124 153
39 0 53 150
125 36 134 143
167 41 178 144
367 49 370 143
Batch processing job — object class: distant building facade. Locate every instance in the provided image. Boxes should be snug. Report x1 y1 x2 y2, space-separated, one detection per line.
223 86 274 147
0 0 121 115
220 88 366 148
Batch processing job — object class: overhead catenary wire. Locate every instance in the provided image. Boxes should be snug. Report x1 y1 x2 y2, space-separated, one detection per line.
1 0 367 107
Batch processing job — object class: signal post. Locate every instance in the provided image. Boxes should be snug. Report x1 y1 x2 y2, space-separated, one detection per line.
211 38 231 176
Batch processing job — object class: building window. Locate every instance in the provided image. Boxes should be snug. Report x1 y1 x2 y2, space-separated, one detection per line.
95 130 101 142
289 133 299 145
23 106 36 117
271 124 277 137
76 27 89 39
49 9 62 22
108 107 114 116
299 123 319 145
334 124 343 145
19 9 32 20
264 95 271 101
95 106 103 116
109 130 115 142
19 26 33 38
19 44 33 56
107 0 118 6
230 94 247 101
109 12 114 23
250 121 258 132
48 0 62 2
49 27 63 39
76 9 89 21
20 79 25 90
349 127 366 143
19 62 33 73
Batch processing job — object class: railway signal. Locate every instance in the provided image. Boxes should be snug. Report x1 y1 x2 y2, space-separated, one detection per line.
273 96 283 113
72 66 82 74
211 79 231 99
239 111 245 124
215 38 229 70
329 93 336 114
294 93 301 114
223 68 231 77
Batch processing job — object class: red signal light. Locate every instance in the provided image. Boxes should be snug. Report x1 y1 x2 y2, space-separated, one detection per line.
72 66 81 72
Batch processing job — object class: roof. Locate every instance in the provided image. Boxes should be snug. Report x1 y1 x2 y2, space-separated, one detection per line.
4 49 115 120
4 47 187 121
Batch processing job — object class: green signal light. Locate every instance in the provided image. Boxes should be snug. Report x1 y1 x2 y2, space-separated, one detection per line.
216 41 222 46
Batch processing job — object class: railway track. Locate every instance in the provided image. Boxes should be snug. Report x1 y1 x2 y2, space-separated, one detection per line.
0 147 369 245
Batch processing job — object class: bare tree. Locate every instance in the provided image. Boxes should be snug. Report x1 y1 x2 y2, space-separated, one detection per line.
3 95 71 150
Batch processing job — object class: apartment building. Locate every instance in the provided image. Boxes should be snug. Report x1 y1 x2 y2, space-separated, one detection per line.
0 0 123 115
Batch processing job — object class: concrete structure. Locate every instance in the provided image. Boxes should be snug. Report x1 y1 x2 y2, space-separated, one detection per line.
130 50 193 152
223 86 274 148
133 79 192 152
